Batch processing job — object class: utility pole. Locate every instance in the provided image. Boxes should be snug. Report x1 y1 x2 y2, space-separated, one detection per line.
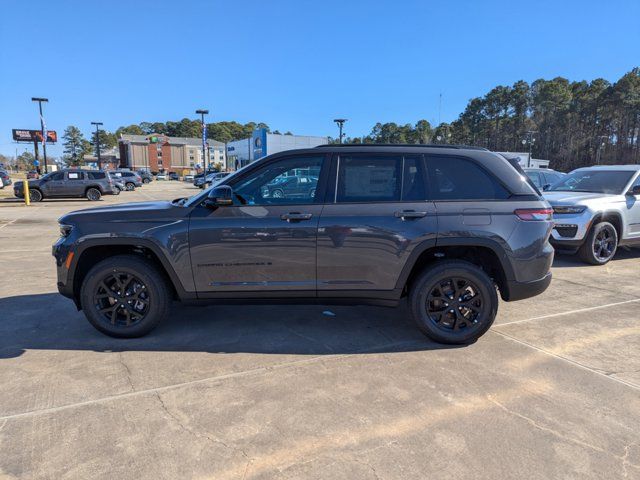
91 122 104 169
196 109 209 173
333 119 347 144
595 135 608 165
31 97 49 173
522 131 537 168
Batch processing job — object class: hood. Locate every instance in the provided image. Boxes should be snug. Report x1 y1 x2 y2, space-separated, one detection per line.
59 201 174 224
543 191 621 205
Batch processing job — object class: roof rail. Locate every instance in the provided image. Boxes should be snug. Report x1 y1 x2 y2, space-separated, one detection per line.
315 143 488 151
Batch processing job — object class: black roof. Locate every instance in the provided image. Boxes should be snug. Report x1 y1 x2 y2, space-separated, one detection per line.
315 143 488 151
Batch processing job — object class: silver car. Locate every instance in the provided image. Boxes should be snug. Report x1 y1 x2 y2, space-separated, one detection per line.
544 165 640 264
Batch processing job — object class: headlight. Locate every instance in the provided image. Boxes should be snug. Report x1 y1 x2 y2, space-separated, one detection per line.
59 224 73 237
552 205 587 214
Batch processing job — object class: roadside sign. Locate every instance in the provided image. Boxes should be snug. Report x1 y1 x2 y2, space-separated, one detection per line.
12 129 57 143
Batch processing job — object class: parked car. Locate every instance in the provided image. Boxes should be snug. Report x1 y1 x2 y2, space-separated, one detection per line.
15 169 117 202
111 170 142 190
156 172 168 181
0 170 11 188
26 170 39 180
184 174 195 182
136 170 153 184
168 172 179 181
523 168 566 191
194 171 230 188
262 174 318 199
544 165 640 265
54 144 553 342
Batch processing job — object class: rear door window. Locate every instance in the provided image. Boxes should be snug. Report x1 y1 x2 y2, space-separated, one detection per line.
87 172 106 180
336 155 401 203
67 172 84 180
426 156 509 200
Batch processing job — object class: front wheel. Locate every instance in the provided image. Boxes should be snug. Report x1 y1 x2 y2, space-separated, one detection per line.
578 221 618 265
80 255 171 338
29 189 43 202
271 189 284 198
142 178 150 184
409 260 498 344
86 188 102 201
125 182 135 191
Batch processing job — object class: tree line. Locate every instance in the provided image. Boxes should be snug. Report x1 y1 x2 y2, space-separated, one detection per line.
343 68 640 171
48 67 640 170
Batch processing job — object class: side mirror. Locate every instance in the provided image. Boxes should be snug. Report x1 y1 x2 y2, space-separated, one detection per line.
204 185 233 208
628 185 640 196
542 184 551 191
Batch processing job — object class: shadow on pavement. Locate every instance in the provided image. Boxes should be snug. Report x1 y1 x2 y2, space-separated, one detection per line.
0 293 454 359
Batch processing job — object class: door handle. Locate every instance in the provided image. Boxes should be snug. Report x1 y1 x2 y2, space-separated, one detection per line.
394 210 428 220
280 212 313 222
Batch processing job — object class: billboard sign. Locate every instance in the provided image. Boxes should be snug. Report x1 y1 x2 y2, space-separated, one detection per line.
12 129 57 143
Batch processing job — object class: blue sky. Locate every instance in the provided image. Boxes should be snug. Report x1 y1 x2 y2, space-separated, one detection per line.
1 0 639 157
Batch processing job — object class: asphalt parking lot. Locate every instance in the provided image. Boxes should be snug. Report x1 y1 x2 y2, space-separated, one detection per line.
1 181 639 479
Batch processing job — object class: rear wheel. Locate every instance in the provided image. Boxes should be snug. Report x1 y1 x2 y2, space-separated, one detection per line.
80 255 170 338
142 178 150 184
578 221 618 265
86 188 101 201
29 189 42 202
409 260 498 344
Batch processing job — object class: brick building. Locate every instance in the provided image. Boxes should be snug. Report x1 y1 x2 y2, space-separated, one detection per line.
118 134 226 174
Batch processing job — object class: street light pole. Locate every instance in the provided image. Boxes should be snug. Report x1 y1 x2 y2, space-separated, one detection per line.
196 109 209 173
31 97 49 173
523 131 537 168
333 119 347 144
91 122 103 170
596 135 608 165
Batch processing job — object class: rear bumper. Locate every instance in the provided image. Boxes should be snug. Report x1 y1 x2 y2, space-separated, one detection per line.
502 271 552 301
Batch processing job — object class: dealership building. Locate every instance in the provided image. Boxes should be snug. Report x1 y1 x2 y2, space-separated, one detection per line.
226 129 328 170
118 134 226 174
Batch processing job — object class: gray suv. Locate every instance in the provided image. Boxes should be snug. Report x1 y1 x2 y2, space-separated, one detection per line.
53 145 554 343
14 169 117 202
544 165 640 264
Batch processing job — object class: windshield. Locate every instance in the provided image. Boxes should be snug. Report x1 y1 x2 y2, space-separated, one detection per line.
547 170 634 194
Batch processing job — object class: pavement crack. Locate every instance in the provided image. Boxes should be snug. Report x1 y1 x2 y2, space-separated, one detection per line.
487 394 640 471
118 352 135 392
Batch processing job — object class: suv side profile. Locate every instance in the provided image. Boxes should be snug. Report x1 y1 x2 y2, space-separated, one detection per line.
544 165 640 264
53 145 554 344
111 170 143 190
15 169 116 202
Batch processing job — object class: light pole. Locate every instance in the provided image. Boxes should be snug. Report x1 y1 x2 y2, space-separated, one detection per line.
91 122 103 170
595 135 608 165
31 97 49 173
333 119 347 144
196 109 209 173
522 131 537 168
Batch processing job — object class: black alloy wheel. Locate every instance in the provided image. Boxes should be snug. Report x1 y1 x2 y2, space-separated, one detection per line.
80 255 170 337
425 277 483 334
93 272 150 327
410 260 498 344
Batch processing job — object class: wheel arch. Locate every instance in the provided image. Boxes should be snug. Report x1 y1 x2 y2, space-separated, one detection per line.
70 238 190 308
591 210 624 239
396 238 514 301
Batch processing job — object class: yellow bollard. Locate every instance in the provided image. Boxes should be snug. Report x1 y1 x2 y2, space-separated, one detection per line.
24 180 30 206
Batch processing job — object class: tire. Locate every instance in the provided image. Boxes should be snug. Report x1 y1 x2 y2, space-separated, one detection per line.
409 260 498 345
86 188 102 201
272 189 284 198
113 188 120 195
143 178 150 184
29 189 42 202
125 182 135 191
80 254 171 338
578 221 618 265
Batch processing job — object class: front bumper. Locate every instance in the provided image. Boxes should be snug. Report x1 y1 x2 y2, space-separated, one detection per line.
52 237 75 299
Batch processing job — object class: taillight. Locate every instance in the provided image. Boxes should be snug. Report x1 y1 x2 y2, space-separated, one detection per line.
514 208 553 221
